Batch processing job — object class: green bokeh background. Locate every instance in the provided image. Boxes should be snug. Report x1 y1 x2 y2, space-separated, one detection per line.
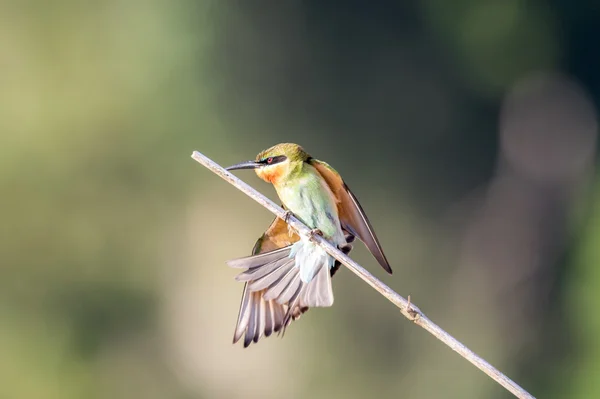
2 1 599 398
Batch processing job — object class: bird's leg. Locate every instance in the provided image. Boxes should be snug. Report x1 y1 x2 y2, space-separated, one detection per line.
309 229 324 242
282 210 293 224
281 210 295 237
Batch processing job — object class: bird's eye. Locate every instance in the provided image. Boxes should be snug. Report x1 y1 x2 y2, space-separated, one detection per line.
267 157 273 164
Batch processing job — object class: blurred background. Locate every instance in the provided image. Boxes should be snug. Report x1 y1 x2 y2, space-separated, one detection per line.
1 1 599 398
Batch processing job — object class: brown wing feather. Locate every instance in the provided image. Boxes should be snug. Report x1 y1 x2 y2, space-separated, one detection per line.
252 216 299 253
309 159 392 274
233 213 306 346
232 201 360 346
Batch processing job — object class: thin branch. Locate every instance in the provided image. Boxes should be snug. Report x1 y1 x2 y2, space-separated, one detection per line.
191 150 536 399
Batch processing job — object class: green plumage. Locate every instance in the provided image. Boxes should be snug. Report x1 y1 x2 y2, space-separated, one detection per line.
225 143 392 346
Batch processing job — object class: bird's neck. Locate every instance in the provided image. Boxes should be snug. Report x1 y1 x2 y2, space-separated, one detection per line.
270 161 306 188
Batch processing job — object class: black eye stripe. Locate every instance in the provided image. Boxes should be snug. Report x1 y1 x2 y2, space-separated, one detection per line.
261 155 287 165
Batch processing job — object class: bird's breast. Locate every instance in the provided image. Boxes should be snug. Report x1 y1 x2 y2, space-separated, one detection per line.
276 173 345 245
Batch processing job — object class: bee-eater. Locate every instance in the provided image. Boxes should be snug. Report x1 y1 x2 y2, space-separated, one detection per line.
226 143 392 347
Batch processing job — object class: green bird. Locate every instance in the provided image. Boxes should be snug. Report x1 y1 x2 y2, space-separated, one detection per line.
226 143 392 347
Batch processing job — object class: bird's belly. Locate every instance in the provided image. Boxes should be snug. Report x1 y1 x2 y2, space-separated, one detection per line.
278 178 345 246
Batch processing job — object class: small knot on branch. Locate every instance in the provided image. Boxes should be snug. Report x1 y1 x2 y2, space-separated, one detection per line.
406 294 421 321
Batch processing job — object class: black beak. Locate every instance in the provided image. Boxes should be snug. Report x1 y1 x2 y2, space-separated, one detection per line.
226 160 261 171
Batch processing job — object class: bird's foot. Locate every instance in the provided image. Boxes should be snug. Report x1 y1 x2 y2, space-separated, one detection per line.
282 210 293 224
283 209 296 237
309 229 324 242
281 210 295 237
406 295 420 321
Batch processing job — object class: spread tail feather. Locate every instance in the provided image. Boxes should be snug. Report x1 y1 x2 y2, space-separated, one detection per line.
229 245 335 308
302 264 334 308
227 247 291 269
233 284 289 347
228 245 335 346
282 263 334 328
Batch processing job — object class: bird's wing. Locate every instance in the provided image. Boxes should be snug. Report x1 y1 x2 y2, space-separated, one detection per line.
252 215 299 254
232 214 306 347
309 158 392 274
230 209 356 346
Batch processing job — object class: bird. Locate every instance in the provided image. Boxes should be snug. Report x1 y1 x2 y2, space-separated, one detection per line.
225 143 392 347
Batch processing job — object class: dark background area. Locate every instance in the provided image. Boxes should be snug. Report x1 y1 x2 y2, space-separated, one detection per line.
2 1 599 398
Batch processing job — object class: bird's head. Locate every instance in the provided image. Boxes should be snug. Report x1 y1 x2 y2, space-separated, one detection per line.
226 143 310 185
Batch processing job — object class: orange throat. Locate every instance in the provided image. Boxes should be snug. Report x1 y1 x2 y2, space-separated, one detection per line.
256 165 285 185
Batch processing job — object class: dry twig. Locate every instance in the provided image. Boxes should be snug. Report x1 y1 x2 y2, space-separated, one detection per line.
191 150 536 399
